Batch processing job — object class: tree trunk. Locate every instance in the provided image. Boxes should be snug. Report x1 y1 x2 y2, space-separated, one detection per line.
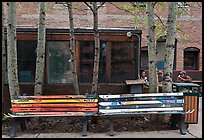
91 2 100 95
67 2 80 95
146 2 158 93
2 3 6 102
34 2 46 95
7 2 20 100
163 2 177 93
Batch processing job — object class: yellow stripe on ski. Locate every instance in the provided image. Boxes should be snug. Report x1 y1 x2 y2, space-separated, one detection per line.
12 99 98 103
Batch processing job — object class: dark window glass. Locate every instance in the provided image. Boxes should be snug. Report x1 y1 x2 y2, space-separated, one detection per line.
48 41 73 83
5 40 37 83
184 49 199 70
17 41 37 82
79 41 94 83
141 50 148 70
111 42 136 83
79 40 138 83
79 41 107 83
99 42 107 83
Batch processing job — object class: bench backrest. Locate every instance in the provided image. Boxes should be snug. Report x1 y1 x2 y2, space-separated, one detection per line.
98 92 185 115
10 95 98 117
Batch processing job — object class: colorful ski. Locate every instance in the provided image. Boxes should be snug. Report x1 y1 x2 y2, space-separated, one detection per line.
99 92 183 99
99 100 162 106
99 100 184 106
14 95 96 99
10 112 97 117
99 111 185 115
99 103 184 109
100 97 182 102
12 98 98 104
12 103 98 108
99 107 184 114
11 107 98 112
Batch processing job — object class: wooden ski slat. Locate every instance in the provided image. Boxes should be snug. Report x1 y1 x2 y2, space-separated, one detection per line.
11 111 97 117
99 92 184 99
100 97 183 102
12 98 98 103
15 95 96 99
12 103 98 108
11 107 98 112
99 103 184 109
99 99 184 106
100 111 186 115
99 107 184 114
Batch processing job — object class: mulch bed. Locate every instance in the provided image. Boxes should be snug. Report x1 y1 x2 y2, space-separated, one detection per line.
2 114 174 135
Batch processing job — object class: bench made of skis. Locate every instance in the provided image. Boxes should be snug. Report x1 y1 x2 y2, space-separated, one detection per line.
98 92 187 136
8 94 98 137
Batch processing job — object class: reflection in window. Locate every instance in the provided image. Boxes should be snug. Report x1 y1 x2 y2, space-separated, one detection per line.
79 41 107 83
184 47 199 70
79 41 94 83
141 50 148 70
99 42 107 83
5 40 37 83
111 42 136 83
48 41 73 83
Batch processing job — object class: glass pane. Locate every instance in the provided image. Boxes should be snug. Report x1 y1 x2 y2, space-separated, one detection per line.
79 41 107 83
141 51 148 70
184 51 199 70
111 42 136 83
17 40 37 82
48 41 73 83
79 41 94 83
99 42 107 83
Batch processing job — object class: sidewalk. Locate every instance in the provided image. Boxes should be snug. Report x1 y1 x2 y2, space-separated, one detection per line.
2 97 202 138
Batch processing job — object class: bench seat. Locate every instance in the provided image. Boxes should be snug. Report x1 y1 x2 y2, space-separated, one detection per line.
98 92 187 136
9 94 98 137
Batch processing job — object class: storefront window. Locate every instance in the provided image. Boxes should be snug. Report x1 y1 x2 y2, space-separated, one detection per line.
111 42 136 83
48 41 73 83
5 40 37 83
79 41 107 83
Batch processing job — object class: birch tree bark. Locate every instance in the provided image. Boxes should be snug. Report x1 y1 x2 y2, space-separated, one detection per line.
163 2 177 92
34 2 46 95
7 2 20 99
91 2 101 95
2 2 6 101
67 2 80 95
146 2 158 93
84 2 104 95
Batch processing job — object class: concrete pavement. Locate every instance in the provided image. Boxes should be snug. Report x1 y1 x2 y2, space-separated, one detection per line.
2 97 202 138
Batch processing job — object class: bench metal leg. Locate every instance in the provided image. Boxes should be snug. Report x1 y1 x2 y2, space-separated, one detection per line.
170 114 179 129
178 114 187 135
17 118 26 131
82 116 88 136
10 118 17 138
109 116 114 136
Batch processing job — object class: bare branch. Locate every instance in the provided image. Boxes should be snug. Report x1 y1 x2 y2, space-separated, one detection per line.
153 2 157 8
197 2 201 7
177 27 185 33
96 2 105 10
154 13 166 28
62 2 69 8
84 2 94 13
109 2 135 15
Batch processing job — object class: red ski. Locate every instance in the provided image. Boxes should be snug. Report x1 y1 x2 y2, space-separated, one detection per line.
11 107 98 112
